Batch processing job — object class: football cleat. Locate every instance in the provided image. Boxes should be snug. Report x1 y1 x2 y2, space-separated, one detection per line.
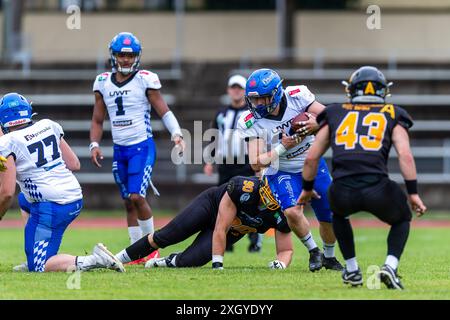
342 268 363 287
379 264 404 290
93 243 125 272
12 262 28 272
126 250 160 265
308 247 323 272
248 243 262 253
145 253 178 269
322 255 344 271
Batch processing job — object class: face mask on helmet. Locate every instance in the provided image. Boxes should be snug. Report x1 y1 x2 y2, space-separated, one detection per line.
109 32 142 75
0 93 33 133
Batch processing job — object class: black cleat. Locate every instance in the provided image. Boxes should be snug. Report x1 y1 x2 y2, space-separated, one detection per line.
379 264 404 290
248 243 262 253
342 268 363 287
308 248 323 272
322 255 344 271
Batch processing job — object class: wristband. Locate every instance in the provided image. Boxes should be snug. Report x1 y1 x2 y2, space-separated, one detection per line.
404 179 418 194
273 144 287 156
302 178 315 191
89 142 99 152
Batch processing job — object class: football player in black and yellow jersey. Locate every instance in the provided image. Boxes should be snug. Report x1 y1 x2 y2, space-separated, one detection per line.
298 66 426 289
114 176 293 270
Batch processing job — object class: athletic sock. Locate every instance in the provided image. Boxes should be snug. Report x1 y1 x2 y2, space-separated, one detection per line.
323 242 336 258
121 235 156 262
128 226 142 245
345 257 359 272
385 255 399 271
300 232 318 251
137 217 154 236
116 249 132 264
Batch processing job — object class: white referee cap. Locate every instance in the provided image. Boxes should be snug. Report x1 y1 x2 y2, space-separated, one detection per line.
228 75 247 89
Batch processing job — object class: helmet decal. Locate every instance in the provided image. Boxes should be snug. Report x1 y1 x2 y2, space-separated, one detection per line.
364 81 375 95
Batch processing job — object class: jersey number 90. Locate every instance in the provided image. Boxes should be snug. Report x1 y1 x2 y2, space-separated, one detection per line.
335 112 387 151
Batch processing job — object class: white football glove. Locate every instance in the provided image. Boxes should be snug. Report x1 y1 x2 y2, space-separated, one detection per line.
268 260 286 269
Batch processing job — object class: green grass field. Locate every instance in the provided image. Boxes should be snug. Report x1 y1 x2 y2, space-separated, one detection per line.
0 222 449 300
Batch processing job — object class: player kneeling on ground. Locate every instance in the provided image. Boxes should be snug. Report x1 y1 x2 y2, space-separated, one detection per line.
115 176 293 269
0 93 124 273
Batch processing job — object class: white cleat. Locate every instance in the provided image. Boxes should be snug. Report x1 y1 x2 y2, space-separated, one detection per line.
93 243 125 273
145 256 168 268
12 262 28 272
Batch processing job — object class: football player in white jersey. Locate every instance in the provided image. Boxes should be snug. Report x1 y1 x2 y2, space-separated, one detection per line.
90 32 185 264
238 69 343 272
0 93 124 273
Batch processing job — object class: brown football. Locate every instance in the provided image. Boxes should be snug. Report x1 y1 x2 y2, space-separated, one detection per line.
290 112 310 134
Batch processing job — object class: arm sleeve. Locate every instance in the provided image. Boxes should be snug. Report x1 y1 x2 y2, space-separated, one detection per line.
395 106 414 130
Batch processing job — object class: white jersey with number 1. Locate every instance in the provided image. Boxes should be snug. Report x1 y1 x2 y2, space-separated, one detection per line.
0 119 82 204
93 70 162 146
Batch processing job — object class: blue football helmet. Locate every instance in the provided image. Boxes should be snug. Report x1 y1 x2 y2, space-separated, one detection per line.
0 93 33 133
245 68 284 119
109 32 142 75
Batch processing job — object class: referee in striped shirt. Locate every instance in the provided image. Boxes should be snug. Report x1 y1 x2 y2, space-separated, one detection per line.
204 74 263 252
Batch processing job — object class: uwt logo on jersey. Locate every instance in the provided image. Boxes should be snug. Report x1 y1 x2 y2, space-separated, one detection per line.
273 119 293 133
109 90 131 97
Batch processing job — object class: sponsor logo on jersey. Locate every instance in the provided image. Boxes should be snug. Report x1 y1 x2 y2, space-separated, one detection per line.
109 90 131 97
244 113 254 122
244 114 255 128
24 126 51 141
274 119 293 132
286 142 311 159
288 88 301 96
240 193 251 203
112 120 132 127
98 73 109 81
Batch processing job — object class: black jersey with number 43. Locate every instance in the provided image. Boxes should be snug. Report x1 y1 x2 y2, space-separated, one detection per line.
317 103 413 180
